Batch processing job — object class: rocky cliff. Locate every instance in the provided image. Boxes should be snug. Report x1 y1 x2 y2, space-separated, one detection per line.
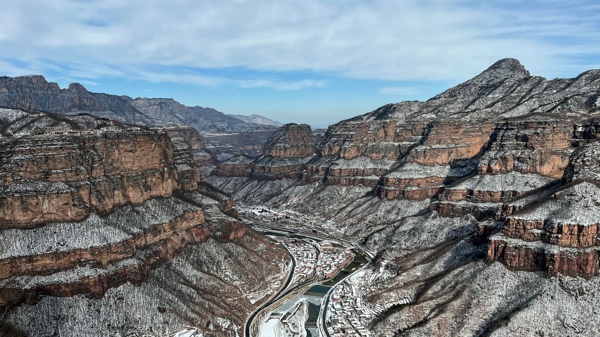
207 59 600 336
213 123 316 181
0 108 290 337
487 141 600 278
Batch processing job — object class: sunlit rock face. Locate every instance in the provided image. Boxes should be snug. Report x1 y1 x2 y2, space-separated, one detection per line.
0 109 290 337
262 123 316 158
207 59 600 335
487 142 600 279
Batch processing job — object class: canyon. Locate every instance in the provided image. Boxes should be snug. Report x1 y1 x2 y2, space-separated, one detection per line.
0 109 290 337
2 58 600 336
207 59 600 336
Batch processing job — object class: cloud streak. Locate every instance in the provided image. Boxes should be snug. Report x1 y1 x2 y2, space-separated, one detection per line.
0 0 599 87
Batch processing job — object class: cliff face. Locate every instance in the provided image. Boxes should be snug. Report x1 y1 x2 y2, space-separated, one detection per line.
213 123 316 180
262 123 316 158
487 141 600 278
206 59 600 336
0 109 290 337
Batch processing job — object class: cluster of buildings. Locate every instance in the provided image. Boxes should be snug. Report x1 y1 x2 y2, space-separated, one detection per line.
32 125 143 137
278 237 353 284
240 206 328 235
324 275 415 337
277 238 353 286
280 238 319 284
325 281 373 337
316 242 353 279
243 207 309 222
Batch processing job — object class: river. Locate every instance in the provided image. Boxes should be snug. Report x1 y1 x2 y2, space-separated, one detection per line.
257 246 369 337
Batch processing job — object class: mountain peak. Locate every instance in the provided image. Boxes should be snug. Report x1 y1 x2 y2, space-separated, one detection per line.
478 58 530 80
66 83 89 94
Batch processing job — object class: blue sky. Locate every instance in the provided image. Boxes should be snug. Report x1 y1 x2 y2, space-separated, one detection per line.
1 0 600 127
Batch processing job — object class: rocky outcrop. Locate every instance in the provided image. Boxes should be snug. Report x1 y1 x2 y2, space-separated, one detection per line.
487 143 600 278
211 154 255 177
249 124 316 180
478 117 577 178
0 109 203 285
162 126 204 150
162 125 216 167
0 108 290 336
0 110 191 228
563 139 600 184
319 120 427 161
262 123 316 158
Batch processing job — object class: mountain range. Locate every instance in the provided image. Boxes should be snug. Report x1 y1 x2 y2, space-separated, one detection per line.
208 58 600 336
2 58 600 336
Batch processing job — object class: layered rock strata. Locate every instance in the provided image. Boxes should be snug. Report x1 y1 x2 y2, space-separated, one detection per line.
213 123 316 181
0 109 290 336
0 76 282 166
487 141 600 278
209 59 600 280
205 58 600 336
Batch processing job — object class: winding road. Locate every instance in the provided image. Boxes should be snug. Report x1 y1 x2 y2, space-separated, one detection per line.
243 221 374 337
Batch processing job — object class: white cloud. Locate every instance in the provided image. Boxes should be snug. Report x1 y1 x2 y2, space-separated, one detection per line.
0 0 599 85
128 68 327 91
239 79 327 90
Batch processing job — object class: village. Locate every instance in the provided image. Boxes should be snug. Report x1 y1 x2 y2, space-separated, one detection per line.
325 280 373 337
276 237 354 286
240 205 382 337
323 268 415 337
